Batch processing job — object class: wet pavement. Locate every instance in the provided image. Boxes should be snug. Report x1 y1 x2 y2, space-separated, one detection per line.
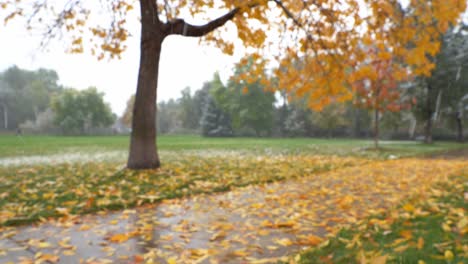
1 158 467 263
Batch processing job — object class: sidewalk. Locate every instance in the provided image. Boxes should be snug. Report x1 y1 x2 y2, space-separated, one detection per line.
1 158 466 263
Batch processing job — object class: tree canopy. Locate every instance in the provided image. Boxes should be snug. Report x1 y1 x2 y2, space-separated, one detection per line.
2 0 466 108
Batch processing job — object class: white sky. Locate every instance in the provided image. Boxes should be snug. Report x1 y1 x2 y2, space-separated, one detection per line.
0 19 240 116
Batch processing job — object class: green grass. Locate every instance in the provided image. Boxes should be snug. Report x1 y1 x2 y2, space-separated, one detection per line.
1 135 467 227
0 134 466 159
295 174 468 264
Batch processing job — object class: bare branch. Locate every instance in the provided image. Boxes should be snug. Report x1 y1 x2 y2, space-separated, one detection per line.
163 8 239 37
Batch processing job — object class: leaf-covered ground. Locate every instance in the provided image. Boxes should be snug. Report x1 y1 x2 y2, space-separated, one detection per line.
0 154 366 226
296 174 468 263
0 156 467 263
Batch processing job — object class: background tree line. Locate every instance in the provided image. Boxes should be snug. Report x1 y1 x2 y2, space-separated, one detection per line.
0 66 115 135
121 31 468 143
3 24 468 141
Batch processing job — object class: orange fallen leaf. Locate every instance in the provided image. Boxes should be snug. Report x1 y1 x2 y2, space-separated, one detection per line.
134 255 144 263
37 253 60 263
275 221 296 228
399 230 412 239
85 197 94 208
298 234 322 246
417 237 424 250
402 203 415 212
210 231 227 242
106 233 131 243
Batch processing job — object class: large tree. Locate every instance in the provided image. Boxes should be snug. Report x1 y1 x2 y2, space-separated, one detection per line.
2 0 466 169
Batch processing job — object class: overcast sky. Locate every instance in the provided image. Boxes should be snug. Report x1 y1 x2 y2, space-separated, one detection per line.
0 18 241 115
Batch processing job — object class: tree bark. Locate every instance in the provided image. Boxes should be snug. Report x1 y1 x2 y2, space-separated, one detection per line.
127 0 164 169
374 108 379 149
424 85 433 144
2 104 7 130
456 111 464 142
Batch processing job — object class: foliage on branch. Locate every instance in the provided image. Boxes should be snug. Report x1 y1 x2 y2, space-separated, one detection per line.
2 0 466 109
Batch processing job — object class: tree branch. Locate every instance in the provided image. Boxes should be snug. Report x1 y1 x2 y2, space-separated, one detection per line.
164 8 239 37
272 0 303 28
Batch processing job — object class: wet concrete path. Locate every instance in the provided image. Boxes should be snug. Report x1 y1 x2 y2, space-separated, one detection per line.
1 158 467 263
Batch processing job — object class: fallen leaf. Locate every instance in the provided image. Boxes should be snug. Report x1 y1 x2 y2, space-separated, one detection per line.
37 254 59 263
298 234 322 246
399 230 412 239
402 203 415 213
444 250 454 260
416 237 424 250
274 238 294 246
394 244 409 253
370 255 388 264
106 233 131 243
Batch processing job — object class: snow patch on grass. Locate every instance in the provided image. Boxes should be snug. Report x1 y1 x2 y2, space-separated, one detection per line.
0 151 127 167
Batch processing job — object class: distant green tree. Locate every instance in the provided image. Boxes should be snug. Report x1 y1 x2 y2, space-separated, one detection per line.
192 82 213 127
312 103 349 138
412 26 468 143
0 66 61 130
436 29 468 142
157 99 183 134
222 60 276 136
51 87 114 134
195 74 232 137
0 80 13 130
284 106 308 137
200 95 232 137
178 87 199 131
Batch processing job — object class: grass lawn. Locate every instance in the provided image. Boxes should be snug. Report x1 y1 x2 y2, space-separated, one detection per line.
0 134 466 159
0 135 467 227
295 174 468 263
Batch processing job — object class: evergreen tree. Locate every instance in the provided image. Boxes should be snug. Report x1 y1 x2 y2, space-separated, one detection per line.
200 95 232 137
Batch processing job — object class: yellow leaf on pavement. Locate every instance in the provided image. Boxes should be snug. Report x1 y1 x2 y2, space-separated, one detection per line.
107 233 131 243
275 238 294 246
37 254 59 263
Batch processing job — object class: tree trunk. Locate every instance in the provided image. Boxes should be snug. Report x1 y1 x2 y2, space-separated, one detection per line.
424 114 433 144
353 108 361 138
374 108 379 149
2 104 7 130
127 1 164 169
456 111 464 142
126 1 239 169
424 86 433 144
